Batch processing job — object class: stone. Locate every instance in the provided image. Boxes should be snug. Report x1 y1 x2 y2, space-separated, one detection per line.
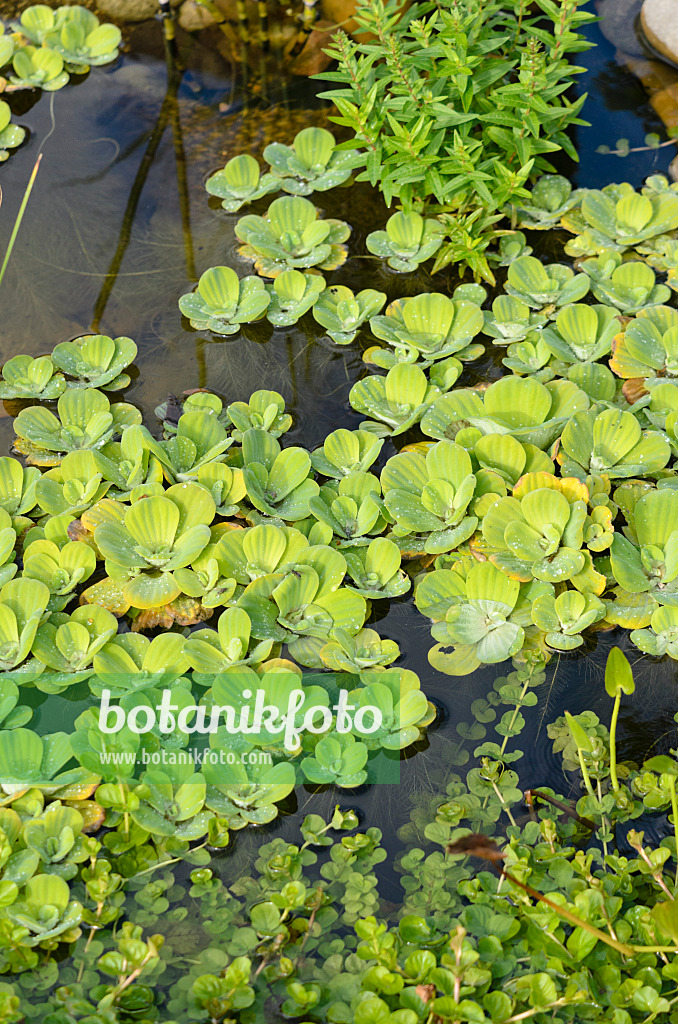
641 0 678 67
178 0 217 30
96 0 159 20
597 0 645 57
96 0 180 21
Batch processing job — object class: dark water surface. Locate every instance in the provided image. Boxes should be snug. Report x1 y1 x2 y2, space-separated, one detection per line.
0 8 677 887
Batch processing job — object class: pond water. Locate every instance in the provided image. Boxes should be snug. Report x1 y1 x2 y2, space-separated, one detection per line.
1 3 678 909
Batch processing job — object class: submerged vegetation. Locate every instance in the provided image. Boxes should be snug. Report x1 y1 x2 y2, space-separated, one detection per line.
3 0 678 1019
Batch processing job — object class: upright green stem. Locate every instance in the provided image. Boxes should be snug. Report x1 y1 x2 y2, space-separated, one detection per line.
0 153 42 292
609 691 621 793
576 744 596 800
669 776 678 890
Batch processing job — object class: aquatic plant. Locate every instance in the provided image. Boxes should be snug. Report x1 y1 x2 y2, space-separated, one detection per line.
85 483 215 612
562 182 678 256
415 559 547 675
141 408 233 484
381 440 487 555
531 589 605 650
0 578 50 672
0 101 25 162
235 197 350 278
504 255 589 311
540 303 620 366
312 285 386 345
481 481 590 586
300 733 368 786
349 363 445 436
0 457 39 523
310 428 383 479
509 174 584 229
609 305 678 384
559 408 671 479
265 269 325 326
343 536 410 598
501 335 553 378
263 127 362 195
12 389 141 466
178 266 270 334
580 250 672 313
226 389 292 441
469 433 554 488
183 607 274 674
92 425 165 500
308 470 385 545
422 376 589 449
366 290 484 367
242 428 318 520
481 295 546 345
31 604 118 686
50 334 137 391
238 547 367 651
318 0 593 278
42 6 121 70
0 355 66 400
630 605 678 658
205 154 279 212
9 46 68 90
22 537 97 611
365 211 444 271
610 488 678 607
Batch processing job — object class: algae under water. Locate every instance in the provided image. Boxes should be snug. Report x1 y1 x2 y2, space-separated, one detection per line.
0 8 677 894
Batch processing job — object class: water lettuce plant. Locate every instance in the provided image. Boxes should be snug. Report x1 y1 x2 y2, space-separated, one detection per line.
226 390 292 440
205 154 279 212
12 389 141 466
85 482 215 612
540 303 620 366
140 408 233 484
580 250 672 313
0 101 25 162
481 295 546 344
367 290 484 368
235 197 350 278
178 266 270 334
0 355 66 400
481 483 590 586
531 588 605 650
9 46 68 90
415 559 547 675
242 428 318 520
263 127 362 195
349 363 445 436
265 269 325 326
308 471 384 545
42 6 121 70
510 174 584 229
312 286 386 345
365 211 444 271
504 255 589 311
343 536 410 598
380 440 486 555
609 488 678 607
609 305 678 384
310 428 383 480
422 376 589 449
562 182 678 256
559 408 671 479
50 334 137 390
